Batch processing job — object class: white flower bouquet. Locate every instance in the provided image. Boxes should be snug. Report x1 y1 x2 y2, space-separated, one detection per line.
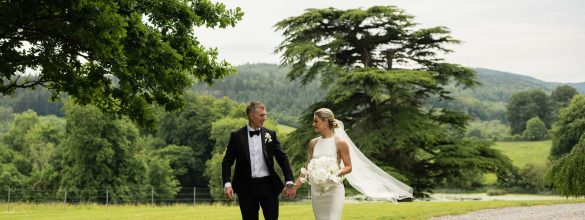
300 156 344 194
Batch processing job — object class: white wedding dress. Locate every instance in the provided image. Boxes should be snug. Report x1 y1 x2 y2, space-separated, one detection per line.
311 136 344 220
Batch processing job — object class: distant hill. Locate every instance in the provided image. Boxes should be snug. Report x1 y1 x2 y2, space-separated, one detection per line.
474 68 585 96
438 68 584 123
192 63 323 126
2 65 579 126
192 64 585 125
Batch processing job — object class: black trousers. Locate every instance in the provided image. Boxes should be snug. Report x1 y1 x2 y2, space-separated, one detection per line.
237 177 279 220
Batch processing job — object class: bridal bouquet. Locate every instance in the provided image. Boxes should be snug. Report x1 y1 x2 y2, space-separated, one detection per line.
300 156 344 194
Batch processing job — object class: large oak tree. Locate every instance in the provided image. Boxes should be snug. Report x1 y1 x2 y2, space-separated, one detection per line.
0 0 243 126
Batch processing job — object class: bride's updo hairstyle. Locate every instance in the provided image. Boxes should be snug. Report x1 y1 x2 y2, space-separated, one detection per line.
314 108 339 131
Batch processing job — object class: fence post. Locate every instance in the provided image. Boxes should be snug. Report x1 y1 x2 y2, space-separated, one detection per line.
193 187 196 206
106 188 109 205
7 187 10 213
151 187 154 205
63 190 67 209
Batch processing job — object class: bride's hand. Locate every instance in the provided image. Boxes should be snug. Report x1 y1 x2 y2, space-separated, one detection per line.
282 186 296 199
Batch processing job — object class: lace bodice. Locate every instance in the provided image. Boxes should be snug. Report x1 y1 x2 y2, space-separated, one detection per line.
313 137 338 160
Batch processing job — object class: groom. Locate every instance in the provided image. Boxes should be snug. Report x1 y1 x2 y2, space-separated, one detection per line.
222 101 295 220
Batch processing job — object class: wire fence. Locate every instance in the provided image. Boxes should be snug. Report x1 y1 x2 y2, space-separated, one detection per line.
1 187 312 206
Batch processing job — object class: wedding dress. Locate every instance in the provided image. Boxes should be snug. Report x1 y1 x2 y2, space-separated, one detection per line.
311 136 344 220
309 121 413 220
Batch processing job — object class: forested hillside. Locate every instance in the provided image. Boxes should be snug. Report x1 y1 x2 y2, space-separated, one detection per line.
192 63 324 126
193 64 583 125
436 68 583 123
0 65 580 127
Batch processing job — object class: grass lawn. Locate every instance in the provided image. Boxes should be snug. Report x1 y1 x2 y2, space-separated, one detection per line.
277 124 296 136
1 199 584 220
492 140 552 168
483 140 552 184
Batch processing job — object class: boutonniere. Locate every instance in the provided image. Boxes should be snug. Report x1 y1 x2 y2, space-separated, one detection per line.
264 133 272 143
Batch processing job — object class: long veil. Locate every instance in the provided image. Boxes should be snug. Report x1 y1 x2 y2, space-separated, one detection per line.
334 120 413 203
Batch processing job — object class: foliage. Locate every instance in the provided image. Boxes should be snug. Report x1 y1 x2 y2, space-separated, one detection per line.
156 94 220 187
193 64 324 126
547 137 585 197
275 6 514 195
0 106 14 133
10 88 65 117
506 90 552 135
144 155 180 200
551 85 579 110
550 95 585 159
522 117 548 141
205 117 237 200
0 143 25 191
194 65 583 125
204 152 226 201
0 0 243 126
465 120 511 141
58 101 146 202
0 110 65 198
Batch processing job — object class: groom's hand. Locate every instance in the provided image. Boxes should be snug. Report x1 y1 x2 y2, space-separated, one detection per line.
224 186 234 200
282 186 296 199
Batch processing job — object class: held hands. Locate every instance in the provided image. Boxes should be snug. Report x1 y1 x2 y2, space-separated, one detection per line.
282 185 297 199
224 186 234 200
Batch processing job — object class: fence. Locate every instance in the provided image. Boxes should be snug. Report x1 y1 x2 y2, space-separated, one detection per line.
1 187 312 206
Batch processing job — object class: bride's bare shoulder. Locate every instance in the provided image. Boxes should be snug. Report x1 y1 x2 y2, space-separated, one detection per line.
334 137 349 148
309 137 319 148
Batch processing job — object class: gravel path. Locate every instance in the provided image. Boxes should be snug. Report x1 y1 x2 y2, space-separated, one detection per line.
431 203 585 220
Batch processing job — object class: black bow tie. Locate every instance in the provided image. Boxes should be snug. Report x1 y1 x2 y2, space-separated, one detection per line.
249 129 261 137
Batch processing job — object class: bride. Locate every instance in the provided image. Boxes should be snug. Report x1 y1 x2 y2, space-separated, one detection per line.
291 108 413 220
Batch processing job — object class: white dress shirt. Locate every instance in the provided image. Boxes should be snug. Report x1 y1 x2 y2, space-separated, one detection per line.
247 125 270 178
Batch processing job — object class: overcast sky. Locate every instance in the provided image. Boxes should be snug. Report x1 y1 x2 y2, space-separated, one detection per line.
197 0 585 83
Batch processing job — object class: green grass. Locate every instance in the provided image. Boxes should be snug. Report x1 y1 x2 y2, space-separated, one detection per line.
493 140 552 168
484 140 552 184
277 124 296 136
1 200 583 220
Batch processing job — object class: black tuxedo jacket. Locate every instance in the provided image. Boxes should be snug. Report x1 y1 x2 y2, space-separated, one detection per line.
222 126 294 196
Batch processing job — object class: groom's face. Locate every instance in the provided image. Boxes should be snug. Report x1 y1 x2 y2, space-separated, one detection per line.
248 107 267 129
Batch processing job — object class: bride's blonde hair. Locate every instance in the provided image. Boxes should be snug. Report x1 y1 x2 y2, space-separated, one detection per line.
314 108 339 131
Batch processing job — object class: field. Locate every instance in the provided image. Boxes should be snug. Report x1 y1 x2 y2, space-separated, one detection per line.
483 140 552 184
277 124 297 136
492 140 552 168
1 199 584 220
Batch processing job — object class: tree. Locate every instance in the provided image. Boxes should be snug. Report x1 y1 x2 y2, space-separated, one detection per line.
275 6 513 195
156 94 220 187
551 85 579 108
58 101 146 202
0 0 243 126
144 156 180 201
551 85 579 119
522 117 548 141
507 90 552 135
12 88 65 116
547 136 585 197
550 95 585 159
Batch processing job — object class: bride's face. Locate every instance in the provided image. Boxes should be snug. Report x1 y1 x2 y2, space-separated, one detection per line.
312 115 328 132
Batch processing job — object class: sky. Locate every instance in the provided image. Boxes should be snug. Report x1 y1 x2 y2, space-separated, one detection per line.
197 0 585 83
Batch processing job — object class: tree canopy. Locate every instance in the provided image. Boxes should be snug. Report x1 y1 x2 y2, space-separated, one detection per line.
550 95 585 159
506 90 552 135
0 0 243 126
